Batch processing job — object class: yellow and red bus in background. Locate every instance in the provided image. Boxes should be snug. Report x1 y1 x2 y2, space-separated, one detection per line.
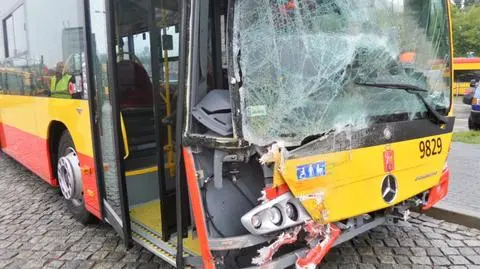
0 0 455 268
453 57 480 95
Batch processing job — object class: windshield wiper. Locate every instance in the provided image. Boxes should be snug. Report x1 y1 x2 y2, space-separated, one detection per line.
355 82 448 125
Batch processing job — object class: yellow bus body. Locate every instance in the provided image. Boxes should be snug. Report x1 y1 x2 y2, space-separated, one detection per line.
0 95 100 217
282 133 451 222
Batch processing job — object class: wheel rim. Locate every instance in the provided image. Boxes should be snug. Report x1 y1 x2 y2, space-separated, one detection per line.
57 147 83 206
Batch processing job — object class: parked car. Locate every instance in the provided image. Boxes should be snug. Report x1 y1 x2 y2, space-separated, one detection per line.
463 79 477 105
468 87 480 130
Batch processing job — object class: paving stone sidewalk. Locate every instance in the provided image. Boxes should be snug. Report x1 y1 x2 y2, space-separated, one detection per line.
3 151 480 269
434 142 480 221
0 152 171 269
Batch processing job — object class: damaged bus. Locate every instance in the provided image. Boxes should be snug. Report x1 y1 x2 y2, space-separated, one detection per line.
0 0 453 268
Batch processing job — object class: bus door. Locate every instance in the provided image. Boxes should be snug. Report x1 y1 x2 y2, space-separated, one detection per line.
87 0 195 263
103 0 194 260
85 0 132 244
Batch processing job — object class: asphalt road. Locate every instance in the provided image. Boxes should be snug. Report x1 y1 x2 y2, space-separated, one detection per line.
2 153 480 268
431 96 480 222
453 96 470 133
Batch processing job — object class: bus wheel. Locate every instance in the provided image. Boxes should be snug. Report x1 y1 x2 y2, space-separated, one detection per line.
57 131 95 224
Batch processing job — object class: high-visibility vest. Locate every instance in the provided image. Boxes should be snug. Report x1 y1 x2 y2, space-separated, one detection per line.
50 74 72 98
399 52 416 64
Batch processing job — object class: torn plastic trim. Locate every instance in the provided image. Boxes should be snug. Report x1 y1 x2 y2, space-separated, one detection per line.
241 192 311 235
251 216 378 267
252 226 302 266
241 214 387 269
295 224 342 269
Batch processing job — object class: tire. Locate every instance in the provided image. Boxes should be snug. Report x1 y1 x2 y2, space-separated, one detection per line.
57 131 95 224
469 117 480 131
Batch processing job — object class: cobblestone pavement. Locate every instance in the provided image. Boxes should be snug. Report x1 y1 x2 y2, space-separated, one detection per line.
0 152 171 269
3 152 480 269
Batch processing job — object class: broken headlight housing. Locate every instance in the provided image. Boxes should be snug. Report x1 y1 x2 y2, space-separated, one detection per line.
241 192 311 235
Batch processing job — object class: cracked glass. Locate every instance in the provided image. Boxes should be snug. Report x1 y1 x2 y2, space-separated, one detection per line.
233 0 451 146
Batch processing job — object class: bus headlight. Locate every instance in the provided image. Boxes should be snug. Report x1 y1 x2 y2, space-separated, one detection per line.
269 207 283 226
241 193 311 235
252 214 262 229
285 202 298 221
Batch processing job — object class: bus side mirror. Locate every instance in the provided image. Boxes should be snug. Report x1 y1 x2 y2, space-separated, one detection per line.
162 35 173 51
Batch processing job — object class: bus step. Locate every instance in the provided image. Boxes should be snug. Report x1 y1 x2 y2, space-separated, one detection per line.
131 220 191 268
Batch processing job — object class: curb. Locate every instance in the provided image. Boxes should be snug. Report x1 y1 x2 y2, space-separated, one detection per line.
424 202 480 230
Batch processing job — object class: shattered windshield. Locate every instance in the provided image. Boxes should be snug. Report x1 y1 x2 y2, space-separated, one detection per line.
233 0 451 146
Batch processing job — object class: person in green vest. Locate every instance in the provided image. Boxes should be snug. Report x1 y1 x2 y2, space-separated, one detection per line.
50 62 74 98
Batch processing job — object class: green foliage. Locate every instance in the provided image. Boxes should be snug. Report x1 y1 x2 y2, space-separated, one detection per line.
452 5 480 56
453 131 480 144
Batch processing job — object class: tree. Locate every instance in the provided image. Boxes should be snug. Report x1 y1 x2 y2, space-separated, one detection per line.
465 0 480 6
452 5 480 56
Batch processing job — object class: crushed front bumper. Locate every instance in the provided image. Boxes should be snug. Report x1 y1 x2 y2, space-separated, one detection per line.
236 167 450 269
242 215 386 269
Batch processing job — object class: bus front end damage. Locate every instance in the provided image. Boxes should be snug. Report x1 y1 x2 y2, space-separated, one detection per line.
187 131 452 268
230 142 451 268
185 0 452 268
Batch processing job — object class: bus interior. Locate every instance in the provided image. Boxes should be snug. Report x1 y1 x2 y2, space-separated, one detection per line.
109 0 237 261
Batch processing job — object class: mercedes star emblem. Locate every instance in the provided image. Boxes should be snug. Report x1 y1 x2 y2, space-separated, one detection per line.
383 127 392 140
381 175 398 203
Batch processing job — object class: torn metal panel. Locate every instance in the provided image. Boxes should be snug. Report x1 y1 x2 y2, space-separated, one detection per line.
233 0 451 147
252 226 302 265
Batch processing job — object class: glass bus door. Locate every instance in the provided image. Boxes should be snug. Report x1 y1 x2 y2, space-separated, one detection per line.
85 0 132 243
109 0 183 245
87 0 196 262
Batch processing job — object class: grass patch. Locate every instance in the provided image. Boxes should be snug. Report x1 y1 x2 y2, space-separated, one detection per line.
453 131 480 144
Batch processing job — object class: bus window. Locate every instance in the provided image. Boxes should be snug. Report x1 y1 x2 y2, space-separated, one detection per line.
3 5 28 58
0 0 87 99
133 32 152 76
455 70 480 83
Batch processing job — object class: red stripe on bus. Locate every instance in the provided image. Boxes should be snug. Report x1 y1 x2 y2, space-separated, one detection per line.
183 147 215 269
0 122 101 219
0 123 56 185
454 57 480 64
